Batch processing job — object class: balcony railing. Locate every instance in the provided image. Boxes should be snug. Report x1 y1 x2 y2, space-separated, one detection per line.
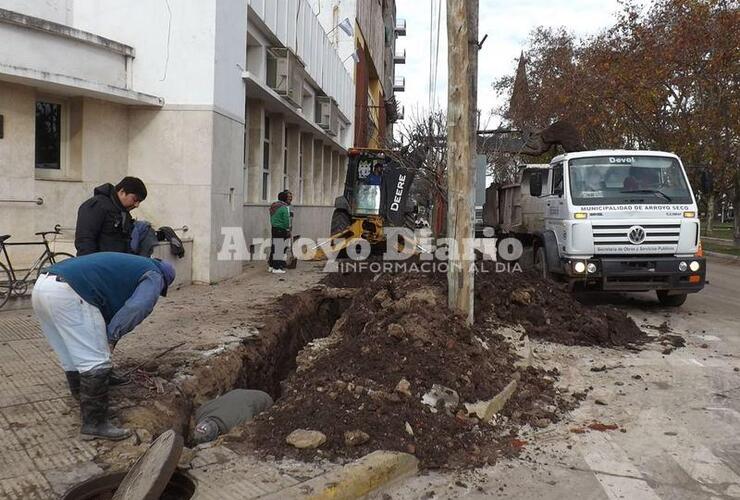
393 48 406 64
393 76 405 92
395 18 406 36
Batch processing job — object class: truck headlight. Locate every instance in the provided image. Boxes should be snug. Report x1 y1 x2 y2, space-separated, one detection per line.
679 261 688 272
574 261 586 273
689 261 700 272
587 263 597 273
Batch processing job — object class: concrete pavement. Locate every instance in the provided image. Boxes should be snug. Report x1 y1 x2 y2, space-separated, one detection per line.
373 256 740 499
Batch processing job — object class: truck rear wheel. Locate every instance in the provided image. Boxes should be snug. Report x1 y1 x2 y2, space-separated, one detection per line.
330 209 351 236
656 291 687 307
534 246 551 282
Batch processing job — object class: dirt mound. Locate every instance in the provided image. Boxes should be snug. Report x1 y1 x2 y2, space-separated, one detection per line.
245 273 575 468
474 265 647 347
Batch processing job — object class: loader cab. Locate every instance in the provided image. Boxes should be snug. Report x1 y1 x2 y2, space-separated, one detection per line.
343 149 388 216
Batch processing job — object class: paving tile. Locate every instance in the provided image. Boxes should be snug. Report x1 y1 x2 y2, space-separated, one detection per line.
0 383 28 408
0 317 42 342
25 440 96 471
0 449 36 481
0 414 24 452
0 471 53 500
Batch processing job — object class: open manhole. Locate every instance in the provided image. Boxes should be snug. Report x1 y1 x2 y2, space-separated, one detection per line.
63 430 195 500
61 471 195 500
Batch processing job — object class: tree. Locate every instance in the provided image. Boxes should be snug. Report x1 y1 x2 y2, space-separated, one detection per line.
493 0 740 237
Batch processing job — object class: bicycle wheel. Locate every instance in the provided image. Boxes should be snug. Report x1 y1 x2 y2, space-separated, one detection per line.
0 261 12 310
37 252 74 278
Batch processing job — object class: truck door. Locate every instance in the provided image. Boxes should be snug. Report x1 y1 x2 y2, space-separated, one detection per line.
545 162 565 220
544 162 568 251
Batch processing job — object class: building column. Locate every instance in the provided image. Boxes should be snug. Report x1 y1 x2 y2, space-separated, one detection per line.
269 115 285 201
301 132 314 204
337 154 347 199
313 139 324 204
331 150 340 199
286 125 300 196
246 99 264 203
323 145 332 205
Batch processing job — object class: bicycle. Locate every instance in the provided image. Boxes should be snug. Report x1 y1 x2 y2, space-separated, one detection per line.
0 225 74 309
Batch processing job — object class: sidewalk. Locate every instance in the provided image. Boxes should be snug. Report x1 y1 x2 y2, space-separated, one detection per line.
0 261 342 499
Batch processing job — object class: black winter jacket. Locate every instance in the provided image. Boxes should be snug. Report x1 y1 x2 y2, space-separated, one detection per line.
75 183 134 256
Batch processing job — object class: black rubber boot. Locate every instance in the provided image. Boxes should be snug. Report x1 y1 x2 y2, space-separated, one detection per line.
108 369 131 386
79 368 131 441
64 371 80 400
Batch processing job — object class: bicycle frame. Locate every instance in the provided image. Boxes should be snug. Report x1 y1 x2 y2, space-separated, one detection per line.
0 237 55 284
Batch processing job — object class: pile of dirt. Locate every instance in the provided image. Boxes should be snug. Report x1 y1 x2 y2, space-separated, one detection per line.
243 273 576 468
473 264 648 347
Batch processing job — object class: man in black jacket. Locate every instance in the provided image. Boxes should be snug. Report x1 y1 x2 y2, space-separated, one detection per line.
75 177 147 256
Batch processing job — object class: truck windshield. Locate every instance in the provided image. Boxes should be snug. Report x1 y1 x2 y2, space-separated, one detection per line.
569 156 692 205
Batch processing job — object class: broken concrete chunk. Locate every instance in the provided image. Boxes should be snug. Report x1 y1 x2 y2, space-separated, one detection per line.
510 287 535 305
395 378 412 397
388 323 406 339
465 377 519 422
343 430 370 447
286 429 327 449
421 384 460 413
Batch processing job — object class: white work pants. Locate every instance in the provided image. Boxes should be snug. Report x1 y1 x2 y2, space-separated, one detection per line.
32 274 111 373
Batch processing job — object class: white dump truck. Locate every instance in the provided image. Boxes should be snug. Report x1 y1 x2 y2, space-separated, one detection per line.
484 150 706 306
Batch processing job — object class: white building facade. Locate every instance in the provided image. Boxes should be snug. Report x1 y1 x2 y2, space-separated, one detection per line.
0 0 353 284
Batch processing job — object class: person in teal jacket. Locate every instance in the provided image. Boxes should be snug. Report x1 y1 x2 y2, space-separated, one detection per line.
268 190 292 273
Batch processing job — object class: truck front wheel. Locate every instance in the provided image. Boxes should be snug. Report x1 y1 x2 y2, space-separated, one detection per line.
656 290 687 307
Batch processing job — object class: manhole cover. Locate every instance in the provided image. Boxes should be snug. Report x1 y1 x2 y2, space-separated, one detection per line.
112 429 183 500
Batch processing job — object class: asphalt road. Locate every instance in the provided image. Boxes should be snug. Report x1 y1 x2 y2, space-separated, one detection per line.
374 256 740 500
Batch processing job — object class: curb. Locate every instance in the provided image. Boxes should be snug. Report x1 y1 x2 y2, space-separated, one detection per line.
262 451 419 500
705 251 740 262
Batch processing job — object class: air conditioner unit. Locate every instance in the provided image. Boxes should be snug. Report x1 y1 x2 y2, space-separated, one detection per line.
266 48 304 107
315 96 339 137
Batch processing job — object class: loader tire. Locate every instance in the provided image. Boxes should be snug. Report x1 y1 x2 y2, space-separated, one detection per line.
330 209 351 235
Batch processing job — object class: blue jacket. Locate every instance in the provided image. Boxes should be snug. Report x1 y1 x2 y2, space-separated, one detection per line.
47 252 172 343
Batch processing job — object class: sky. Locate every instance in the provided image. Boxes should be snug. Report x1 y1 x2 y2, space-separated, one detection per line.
394 0 633 131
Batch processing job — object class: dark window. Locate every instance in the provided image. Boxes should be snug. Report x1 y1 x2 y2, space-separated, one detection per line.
35 101 62 169
263 143 270 171
262 172 269 201
552 163 564 195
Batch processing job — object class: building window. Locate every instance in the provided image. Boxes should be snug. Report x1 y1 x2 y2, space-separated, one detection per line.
35 101 64 170
298 138 304 203
262 115 271 201
283 126 289 191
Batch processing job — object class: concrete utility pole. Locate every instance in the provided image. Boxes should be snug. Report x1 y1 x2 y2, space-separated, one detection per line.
446 0 478 325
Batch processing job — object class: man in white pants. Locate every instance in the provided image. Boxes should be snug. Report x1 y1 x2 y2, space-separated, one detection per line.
32 252 175 441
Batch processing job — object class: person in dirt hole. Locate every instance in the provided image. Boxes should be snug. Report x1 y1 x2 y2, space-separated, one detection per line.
268 190 292 274
32 252 175 441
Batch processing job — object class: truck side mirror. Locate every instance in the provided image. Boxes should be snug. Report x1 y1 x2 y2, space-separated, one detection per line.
529 172 543 197
701 170 714 193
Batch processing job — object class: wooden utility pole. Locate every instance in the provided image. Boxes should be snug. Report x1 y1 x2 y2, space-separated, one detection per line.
446 0 478 325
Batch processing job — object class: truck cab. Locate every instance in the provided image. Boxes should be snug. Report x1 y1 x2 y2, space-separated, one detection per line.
528 150 705 306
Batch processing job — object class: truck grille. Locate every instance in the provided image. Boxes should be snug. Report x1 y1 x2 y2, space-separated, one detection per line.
592 223 681 246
